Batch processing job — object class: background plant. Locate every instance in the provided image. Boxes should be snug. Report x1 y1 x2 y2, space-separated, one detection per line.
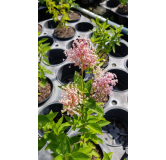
38 32 53 88
91 18 123 62
120 0 128 5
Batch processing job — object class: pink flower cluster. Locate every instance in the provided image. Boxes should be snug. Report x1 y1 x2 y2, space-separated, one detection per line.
59 83 83 117
92 72 118 97
64 37 99 70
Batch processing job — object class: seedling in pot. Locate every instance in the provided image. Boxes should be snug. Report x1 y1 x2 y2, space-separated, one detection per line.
43 0 79 39
118 0 128 14
91 18 123 67
38 33 53 101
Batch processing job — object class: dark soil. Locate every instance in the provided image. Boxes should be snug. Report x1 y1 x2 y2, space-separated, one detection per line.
38 79 51 103
97 51 109 67
90 92 109 107
67 11 80 21
118 4 128 13
38 24 42 32
54 26 75 38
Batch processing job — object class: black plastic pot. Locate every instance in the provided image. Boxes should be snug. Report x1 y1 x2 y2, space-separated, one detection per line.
38 8 52 22
102 107 128 148
81 0 94 4
44 48 67 66
106 0 120 8
109 42 128 58
107 69 128 91
117 4 128 15
38 102 71 133
126 60 128 69
53 27 76 41
38 36 54 46
44 20 58 29
57 63 85 85
67 11 81 23
66 38 90 50
38 77 53 106
75 22 93 32
66 40 75 49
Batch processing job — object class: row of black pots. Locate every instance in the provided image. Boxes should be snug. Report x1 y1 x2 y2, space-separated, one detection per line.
38 34 128 58
38 102 128 160
39 22 93 41
106 0 128 15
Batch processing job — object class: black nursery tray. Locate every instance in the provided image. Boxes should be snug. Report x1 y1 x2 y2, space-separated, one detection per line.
38 12 128 160
100 0 128 18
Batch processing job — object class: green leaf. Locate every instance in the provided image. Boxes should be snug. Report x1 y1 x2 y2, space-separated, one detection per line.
71 152 90 160
42 67 53 75
41 43 50 49
46 111 58 121
53 155 64 160
102 152 110 160
77 147 92 154
87 123 102 135
61 134 71 155
58 122 70 134
88 118 99 123
38 115 50 123
97 137 103 144
39 77 46 88
91 150 99 157
79 128 89 133
38 138 47 151
42 58 50 66
85 80 92 97
108 152 113 159
69 136 80 146
56 117 63 129
97 121 110 127
83 98 104 115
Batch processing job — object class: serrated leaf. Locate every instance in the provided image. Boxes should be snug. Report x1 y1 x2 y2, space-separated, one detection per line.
87 123 102 135
38 115 50 123
72 152 90 160
87 118 99 123
108 152 113 159
77 147 92 154
38 137 47 151
42 58 50 66
97 121 110 127
83 98 104 115
91 150 99 157
69 136 80 146
53 155 63 160
46 112 58 121
61 134 71 155
103 152 110 160
85 80 92 97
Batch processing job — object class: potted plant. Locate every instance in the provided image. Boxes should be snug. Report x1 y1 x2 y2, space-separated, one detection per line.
38 32 53 105
38 72 114 159
63 0 81 23
43 0 79 40
117 0 128 14
91 18 123 68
